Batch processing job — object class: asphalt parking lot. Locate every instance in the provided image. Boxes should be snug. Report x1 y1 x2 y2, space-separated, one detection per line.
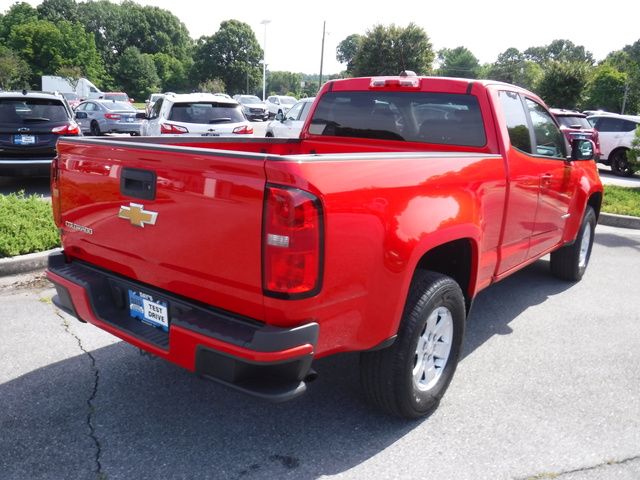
1 224 639 480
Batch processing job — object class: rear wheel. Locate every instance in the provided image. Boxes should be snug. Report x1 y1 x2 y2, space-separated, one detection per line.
360 271 465 418
550 206 596 281
90 121 101 136
265 132 274 138
610 149 633 177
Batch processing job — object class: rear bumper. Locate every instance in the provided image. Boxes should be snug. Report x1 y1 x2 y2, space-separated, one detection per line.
46 251 318 401
0 157 52 176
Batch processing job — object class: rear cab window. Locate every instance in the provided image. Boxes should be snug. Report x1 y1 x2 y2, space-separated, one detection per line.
308 91 486 146
557 116 592 129
169 102 245 124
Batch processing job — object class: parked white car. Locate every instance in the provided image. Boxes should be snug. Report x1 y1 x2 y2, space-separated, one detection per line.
234 95 269 121
265 95 297 118
141 93 253 137
265 97 315 138
588 113 640 176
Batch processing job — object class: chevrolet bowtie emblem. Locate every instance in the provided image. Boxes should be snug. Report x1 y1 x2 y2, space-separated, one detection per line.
118 203 158 228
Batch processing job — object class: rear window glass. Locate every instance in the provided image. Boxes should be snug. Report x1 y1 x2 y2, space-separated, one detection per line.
309 91 486 146
557 116 591 129
0 98 69 124
103 101 136 111
169 102 245 124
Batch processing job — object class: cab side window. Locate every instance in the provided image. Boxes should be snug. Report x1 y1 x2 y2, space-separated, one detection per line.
498 90 532 153
525 99 566 159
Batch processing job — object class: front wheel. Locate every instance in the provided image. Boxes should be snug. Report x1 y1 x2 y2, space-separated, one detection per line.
90 121 101 136
550 206 596 281
610 149 634 177
360 271 465 418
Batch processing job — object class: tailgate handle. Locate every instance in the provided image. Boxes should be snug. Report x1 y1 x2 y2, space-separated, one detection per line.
121 168 156 200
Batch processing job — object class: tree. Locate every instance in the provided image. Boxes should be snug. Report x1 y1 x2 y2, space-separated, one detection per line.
0 2 38 41
524 39 594 65
115 47 160 100
152 53 190 92
484 47 542 90
336 34 362 75
193 20 262 94
7 18 106 88
351 23 434 77
197 78 225 94
582 63 627 112
37 0 79 24
436 46 480 78
536 61 588 109
0 46 31 90
56 65 83 91
267 71 303 96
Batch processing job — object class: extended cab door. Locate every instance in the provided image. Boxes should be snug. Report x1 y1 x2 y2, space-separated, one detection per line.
522 97 577 258
494 89 577 276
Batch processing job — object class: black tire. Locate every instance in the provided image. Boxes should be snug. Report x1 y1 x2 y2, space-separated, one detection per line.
360 271 466 418
610 149 634 177
550 206 596 281
265 132 274 138
90 121 101 136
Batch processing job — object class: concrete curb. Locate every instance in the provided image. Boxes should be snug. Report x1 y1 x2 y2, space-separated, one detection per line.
599 212 640 230
0 248 59 277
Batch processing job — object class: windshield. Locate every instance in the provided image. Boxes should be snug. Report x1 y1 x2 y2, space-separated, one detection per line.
557 116 592 129
239 96 262 104
62 93 79 101
309 91 486 146
169 102 245 124
281 97 297 105
104 101 136 111
0 98 69 124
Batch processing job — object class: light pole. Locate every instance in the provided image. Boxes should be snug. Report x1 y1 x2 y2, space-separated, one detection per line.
319 21 326 91
261 19 271 101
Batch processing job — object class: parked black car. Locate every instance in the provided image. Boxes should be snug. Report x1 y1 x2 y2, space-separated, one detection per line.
0 90 81 176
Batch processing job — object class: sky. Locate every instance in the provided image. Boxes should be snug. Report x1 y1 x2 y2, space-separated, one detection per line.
2 0 639 75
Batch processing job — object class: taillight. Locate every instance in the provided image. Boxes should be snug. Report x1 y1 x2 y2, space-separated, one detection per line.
104 113 121 120
161 123 189 134
263 185 323 298
233 125 254 135
52 122 80 135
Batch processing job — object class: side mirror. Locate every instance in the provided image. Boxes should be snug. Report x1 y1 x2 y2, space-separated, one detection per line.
571 138 595 161
275 112 284 121
130 98 135 103
135 112 147 119
75 112 88 119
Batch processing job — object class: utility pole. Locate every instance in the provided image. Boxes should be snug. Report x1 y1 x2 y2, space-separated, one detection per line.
621 82 629 115
318 21 326 91
261 20 271 101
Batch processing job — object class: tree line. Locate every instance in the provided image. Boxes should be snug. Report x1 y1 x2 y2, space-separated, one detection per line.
1 1 638 113
338 24 640 114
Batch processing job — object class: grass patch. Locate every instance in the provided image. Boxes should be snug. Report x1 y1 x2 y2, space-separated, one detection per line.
0 191 60 258
602 185 640 217
133 102 146 110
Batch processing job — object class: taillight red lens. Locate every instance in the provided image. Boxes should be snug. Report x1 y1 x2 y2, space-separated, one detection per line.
233 125 254 135
263 185 323 298
104 113 121 120
161 123 188 134
51 122 80 135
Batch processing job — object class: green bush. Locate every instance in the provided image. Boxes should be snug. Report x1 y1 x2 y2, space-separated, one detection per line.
0 191 60 258
626 126 640 175
602 185 640 217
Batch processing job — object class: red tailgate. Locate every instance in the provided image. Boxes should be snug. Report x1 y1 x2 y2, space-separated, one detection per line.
55 138 267 321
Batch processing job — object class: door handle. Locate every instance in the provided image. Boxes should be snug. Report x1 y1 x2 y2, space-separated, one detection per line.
540 173 553 186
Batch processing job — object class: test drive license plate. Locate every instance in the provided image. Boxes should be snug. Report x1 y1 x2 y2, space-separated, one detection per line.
14 134 36 145
128 289 169 331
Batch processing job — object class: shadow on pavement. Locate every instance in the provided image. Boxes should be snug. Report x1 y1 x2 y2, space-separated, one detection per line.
0 259 578 479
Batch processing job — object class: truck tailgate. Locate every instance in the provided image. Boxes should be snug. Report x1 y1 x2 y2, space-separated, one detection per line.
55 138 267 321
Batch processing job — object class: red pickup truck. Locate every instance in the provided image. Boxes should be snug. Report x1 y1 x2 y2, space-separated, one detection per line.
47 74 602 418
